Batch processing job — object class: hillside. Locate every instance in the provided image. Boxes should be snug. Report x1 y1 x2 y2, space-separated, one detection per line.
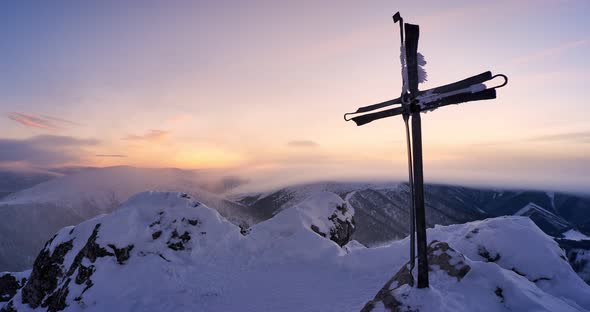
0 169 61 200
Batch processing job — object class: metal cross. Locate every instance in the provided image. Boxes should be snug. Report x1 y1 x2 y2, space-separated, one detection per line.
344 12 508 288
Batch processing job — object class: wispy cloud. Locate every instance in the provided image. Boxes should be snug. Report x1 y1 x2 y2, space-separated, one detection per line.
509 39 588 66
95 154 127 158
123 129 170 141
287 140 319 148
6 112 81 131
528 131 590 143
38 114 82 126
0 135 99 166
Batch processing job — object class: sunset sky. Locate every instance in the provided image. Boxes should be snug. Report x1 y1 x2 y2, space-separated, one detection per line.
1 0 589 192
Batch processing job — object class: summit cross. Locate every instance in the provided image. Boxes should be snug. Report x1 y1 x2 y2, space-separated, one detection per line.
344 12 508 288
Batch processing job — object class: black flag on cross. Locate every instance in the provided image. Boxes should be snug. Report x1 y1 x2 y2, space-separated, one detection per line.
344 12 507 289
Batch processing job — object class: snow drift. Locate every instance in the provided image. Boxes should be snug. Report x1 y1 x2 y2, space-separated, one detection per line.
1 191 589 312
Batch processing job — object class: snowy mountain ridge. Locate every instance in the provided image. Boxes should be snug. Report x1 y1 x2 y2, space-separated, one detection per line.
0 167 257 272
1 191 590 312
237 181 590 243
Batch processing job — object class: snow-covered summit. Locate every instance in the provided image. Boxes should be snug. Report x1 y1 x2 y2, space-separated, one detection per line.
1 192 589 312
2 191 243 312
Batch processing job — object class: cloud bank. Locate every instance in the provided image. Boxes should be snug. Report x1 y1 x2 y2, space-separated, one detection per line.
0 135 99 166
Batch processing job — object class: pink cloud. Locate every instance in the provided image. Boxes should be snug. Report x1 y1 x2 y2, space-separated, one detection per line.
6 112 81 131
7 113 59 130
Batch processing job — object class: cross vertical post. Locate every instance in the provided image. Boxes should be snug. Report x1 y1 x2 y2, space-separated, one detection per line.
405 23 429 288
411 113 428 288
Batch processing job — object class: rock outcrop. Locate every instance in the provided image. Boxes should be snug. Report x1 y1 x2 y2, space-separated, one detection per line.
294 192 356 246
0 272 28 304
557 238 590 285
361 241 470 312
309 201 356 247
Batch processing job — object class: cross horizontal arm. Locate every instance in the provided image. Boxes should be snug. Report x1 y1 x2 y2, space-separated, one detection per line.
349 88 496 126
344 97 402 118
420 88 496 111
350 106 405 126
344 71 494 120
428 71 492 95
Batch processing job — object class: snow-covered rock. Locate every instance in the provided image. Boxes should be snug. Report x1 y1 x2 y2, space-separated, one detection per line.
363 217 590 312
251 191 355 247
1 193 589 312
242 192 356 265
362 241 583 312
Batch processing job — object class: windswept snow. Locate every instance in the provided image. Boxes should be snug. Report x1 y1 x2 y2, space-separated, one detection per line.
514 202 571 234
563 229 590 241
2 191 590 312
0 166 248 221
515 202 557 219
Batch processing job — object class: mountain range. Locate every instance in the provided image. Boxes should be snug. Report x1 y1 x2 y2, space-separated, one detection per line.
0 166 588 277
236 181 590 245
